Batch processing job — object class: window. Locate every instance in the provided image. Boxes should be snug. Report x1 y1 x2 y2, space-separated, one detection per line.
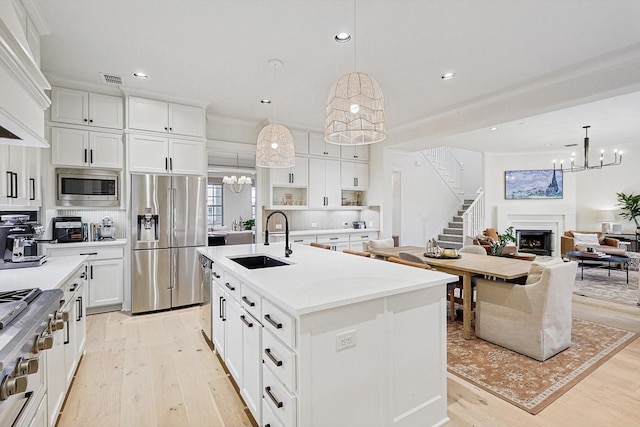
251 185 256 219
207 183 223 228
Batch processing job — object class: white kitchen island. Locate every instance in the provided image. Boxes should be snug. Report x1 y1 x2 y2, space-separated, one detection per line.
199 242 456 427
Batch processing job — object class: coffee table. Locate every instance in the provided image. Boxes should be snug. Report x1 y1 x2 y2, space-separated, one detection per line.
566 251 630 284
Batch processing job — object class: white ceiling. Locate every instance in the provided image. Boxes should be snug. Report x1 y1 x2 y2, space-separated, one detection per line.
34 0 640 154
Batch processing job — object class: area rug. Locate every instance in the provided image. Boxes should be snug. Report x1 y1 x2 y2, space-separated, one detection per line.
447 318 638 414
572 266 639 306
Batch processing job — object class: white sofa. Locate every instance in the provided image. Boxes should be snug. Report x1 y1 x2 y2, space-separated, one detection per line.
475 258 578 361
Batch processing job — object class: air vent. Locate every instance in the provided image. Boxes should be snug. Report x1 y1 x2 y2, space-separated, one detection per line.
99 72 124 85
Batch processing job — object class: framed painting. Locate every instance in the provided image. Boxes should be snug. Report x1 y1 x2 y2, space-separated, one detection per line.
505 169 563 200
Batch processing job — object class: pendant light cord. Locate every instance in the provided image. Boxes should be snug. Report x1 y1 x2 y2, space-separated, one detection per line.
353 0 357 71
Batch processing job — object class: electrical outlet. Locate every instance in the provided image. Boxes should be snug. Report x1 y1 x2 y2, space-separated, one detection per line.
275 224 282 230
311 222 317 228
336 330 357 351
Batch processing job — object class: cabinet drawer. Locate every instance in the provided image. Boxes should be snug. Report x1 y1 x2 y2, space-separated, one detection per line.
240 284 262 320
223 271 242 301
290 235 315 245
350 232 378 242
48 246 124 260
262 398 285 427
262 299 295 349
211 261 223 285
263 365 297 427
262 329 296 393
317 234 348 244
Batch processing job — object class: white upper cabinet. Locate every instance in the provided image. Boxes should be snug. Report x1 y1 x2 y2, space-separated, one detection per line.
128 97 205 138
128 134 204 176
51 127 123 169
308 158 341 208
270 157 308 187
340 144 369 161
291 129 309 154
51 87 123 129
309 132 340 157
341 161 369 190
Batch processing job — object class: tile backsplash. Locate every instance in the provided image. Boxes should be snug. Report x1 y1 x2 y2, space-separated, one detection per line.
263 208 380 232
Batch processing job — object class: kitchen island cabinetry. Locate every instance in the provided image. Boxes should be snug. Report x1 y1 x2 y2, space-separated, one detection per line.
42 242 125 313
50 87 123 130
200 243 454 427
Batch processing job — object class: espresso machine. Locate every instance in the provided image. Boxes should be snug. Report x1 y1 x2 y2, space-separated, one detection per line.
0 214 47 269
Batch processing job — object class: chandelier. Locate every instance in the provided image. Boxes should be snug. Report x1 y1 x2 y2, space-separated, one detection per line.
222 175 252 193
324 1 386 145
553 126 623 172
256 59 296 168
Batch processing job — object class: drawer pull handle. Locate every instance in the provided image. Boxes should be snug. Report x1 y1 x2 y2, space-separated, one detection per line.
79 252 98 256
241 296 255 307
225 282 235 291
213 272 220 279
264 348 283 367
329 237 338 240
264 314 282 329
240 315 253 328
265 386 283 408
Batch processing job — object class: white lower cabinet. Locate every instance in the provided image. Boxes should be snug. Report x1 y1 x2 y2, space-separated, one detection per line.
27 393 47 427
317 234 349 252
47 263 88 427
212 275 264 423
43 244 124 311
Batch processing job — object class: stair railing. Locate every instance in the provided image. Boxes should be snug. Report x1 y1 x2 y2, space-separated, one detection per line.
422 147 464 202
462 189 485 243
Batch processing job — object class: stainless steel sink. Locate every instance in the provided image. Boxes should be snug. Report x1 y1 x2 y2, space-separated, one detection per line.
230 255 290 269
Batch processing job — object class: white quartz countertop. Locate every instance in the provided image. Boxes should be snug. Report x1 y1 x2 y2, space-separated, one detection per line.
270 228 379 237
0 256 87 292
199 242 456 317
39 238 127 249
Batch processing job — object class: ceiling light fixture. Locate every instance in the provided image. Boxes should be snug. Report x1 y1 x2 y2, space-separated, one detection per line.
490 127 498 131
222 154 253 193
260 99 271 104
132 72 149 79
335 32 352 43
553 126 623 172
256 59 295 168
222 175 252 193
325 0 386 145
441 72 456 80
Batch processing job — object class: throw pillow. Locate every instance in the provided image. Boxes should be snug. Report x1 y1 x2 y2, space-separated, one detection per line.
525 257 564 285
572 232 600 246
367 238 395 249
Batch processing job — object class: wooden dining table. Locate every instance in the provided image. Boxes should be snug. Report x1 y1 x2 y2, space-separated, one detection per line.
368 246 532 339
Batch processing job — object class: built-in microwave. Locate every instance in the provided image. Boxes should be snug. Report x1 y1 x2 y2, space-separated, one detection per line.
56 168 120 207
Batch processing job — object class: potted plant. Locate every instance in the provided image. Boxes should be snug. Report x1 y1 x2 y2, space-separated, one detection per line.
489 226 516 256
616 192 640 234
242 218 255 230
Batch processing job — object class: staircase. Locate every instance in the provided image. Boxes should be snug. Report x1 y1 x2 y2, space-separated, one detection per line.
437 199 475 249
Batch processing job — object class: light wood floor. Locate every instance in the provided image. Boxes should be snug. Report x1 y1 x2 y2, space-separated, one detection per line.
58 297 640 427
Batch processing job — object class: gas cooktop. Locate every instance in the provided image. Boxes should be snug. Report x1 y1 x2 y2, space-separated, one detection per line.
0 289 42 330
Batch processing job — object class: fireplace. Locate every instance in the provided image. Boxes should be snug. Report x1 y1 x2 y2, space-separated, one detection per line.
516 229 553 256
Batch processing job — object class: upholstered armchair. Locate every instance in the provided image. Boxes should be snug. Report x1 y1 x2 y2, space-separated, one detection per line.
560 231 624 257
474 258 578 361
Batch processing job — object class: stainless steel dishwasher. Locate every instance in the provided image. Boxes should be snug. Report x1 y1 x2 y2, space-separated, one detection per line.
199 254 213 348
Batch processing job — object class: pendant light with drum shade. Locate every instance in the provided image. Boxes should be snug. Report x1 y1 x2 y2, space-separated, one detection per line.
256 59 295 168
325 0 386 145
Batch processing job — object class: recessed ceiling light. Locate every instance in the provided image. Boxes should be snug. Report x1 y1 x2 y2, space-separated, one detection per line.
334 32 351 43
441 72 456 80
132 72 149 79
490 127 498 131
260 99 271 104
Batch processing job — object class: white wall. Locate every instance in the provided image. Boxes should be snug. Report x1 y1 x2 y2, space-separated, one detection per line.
452 148 483 199
380 148 461 246
223 186 252 227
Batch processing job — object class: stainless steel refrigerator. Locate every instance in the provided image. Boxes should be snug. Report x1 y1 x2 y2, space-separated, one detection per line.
131 174 206 314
